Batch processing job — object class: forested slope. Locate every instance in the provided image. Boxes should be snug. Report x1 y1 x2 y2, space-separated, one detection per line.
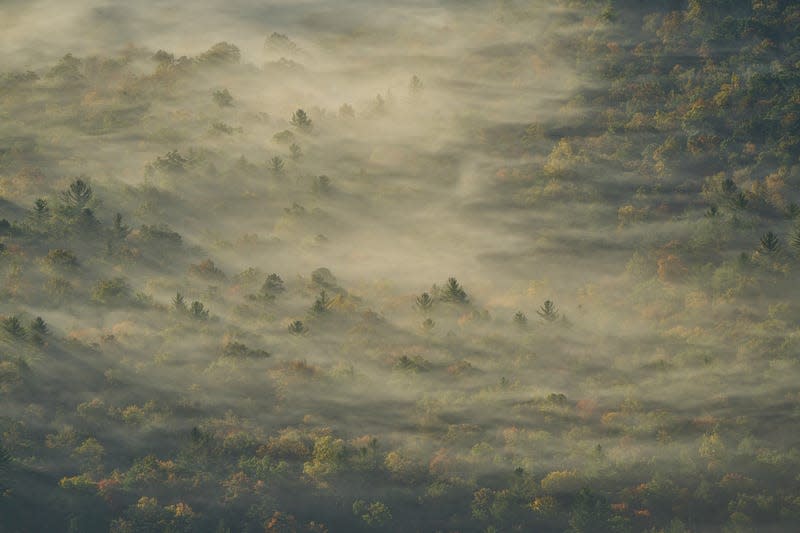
1 1 800 531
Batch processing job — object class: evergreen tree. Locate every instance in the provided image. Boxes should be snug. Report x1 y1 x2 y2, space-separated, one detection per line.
312 175 331 194
415 292 434 313
112 213 131 241
288 320 307 335
311 290 331 315
290 109 312 132
60 178 93 210
441 277 468 304
212 88 234 107
269 156 285 175
759 231 781 255
289 143 302 161
567 488 615 533
792 225 800 252
29 317 48 346
33 198 49 224
2 316 25 339
75 208 101 234
173 292 187 312
190 301 208 320
30 317 48 335
537 300 559 322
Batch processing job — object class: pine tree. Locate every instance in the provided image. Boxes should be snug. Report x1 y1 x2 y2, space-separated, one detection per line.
311 290 331 315
269 156 285 175
288 320 307 335
730 192 748 210
289 143 302 161
415 292 433 313
791 225 800 251
537 300 559 322
190 301 209 320
173 292 187 312
212 88 234 107
29 317 48 346
290 109 312 132
2 316 25 339
33 198 49 223
60 178 93 209
112 213 131 241
441 277 468 304
30 317 48 335
513 311 528 327
759 231 780 255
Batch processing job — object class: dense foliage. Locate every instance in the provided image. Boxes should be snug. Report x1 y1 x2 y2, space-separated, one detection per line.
1 1 800 531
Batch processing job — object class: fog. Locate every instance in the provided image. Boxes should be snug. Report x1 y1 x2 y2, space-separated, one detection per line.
2 1 800 531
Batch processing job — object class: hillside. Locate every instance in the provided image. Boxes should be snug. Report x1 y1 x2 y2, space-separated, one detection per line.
1 1 800 531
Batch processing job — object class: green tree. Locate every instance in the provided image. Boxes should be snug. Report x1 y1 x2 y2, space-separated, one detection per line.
567 488 616 533
74 208 101 234
537 300 559 322
312 175 331 194
212 88 234 107
730 192 748 210
513 311 528 327
289 143 302 161
199 42 241 64
415 292 433 313
441 277 468 304
32 198 49 224
273 130 295 144
190 301 209 320
30 316 48 335
222 341 270 359
288 320 307 335
311 290 331 316
60 178 93 210
303 435 345 478
262 273 285 296
759 231 780 255
2 316 25 339
110 213 131 245
147 151 188 175
46 248 79 268
269 156 285 175
264 32 299 54
140 224 182 246
353 499 392 528
792 225 800 252
311 267 337 288
173 292 187 313
92 278 131 305
29 316 48 345
47 53 82 81
290 109 312 132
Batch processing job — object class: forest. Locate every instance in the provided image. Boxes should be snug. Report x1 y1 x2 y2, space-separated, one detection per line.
1 0 800 531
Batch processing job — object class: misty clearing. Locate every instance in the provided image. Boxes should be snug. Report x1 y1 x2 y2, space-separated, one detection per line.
2 1 800 532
